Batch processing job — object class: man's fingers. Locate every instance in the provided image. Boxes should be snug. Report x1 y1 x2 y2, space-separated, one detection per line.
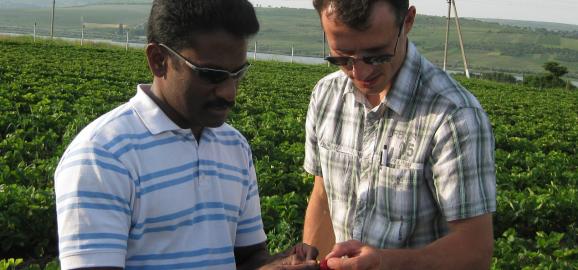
265 245 321 270
262 261 319 270
280 260 320 270
326 240 362 259
292 243 319 261
326 256 360 270
305 244 319 261
269 255 318 268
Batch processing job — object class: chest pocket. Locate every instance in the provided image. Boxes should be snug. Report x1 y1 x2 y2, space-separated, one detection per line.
319 141 358 200
374 162 424 246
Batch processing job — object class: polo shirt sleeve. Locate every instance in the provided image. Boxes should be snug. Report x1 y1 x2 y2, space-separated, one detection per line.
54 141 133 269
235 149 267 247
430 107 497 221
304 87 323 176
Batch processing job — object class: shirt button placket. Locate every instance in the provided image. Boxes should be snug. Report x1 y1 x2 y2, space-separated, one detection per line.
353 112 379 241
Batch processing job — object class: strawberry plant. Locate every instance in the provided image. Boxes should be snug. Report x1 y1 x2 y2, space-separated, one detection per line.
1 37 577 269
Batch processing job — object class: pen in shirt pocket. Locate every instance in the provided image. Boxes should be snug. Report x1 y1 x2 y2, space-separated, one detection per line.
381 145 388 166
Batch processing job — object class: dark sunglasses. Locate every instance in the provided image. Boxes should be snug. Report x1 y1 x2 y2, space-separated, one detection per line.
159 43 250 84
325 19 405 67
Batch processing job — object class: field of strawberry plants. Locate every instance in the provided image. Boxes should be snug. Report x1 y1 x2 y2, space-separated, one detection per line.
0 37 577 269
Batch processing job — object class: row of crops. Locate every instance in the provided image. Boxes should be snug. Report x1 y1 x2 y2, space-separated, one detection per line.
0 37 577 269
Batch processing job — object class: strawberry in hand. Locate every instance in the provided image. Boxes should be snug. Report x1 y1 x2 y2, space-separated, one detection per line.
319 259 333 270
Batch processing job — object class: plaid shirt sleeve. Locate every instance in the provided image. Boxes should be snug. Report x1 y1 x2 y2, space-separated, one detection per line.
430 107 497 221
304 88 323 176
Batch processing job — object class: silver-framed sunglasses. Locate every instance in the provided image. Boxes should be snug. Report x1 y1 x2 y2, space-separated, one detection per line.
325 18 405 67
159 43 250 84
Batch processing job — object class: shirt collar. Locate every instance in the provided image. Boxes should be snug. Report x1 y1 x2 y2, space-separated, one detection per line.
386 41 422 115
131 84 188 135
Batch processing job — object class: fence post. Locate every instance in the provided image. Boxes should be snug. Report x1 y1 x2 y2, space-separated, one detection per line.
50 0 55 39
253 41 257 61
321 30 327 58
33 22 37 43
291 45 294 64
322 30 326 57
126 30 129 51
81 24 85 46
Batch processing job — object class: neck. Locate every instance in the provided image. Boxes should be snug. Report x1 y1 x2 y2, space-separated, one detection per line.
143 83 203 139
366 93 384 107
192 128 203 142
367 41 407 107
366 82 392 107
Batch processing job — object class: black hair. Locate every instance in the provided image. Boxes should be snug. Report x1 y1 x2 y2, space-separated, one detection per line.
312 0 408 30
147 0 260 51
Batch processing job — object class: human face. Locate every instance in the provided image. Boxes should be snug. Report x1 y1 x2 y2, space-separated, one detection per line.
159 31 248 133
322 2 412 97
325 21 403 67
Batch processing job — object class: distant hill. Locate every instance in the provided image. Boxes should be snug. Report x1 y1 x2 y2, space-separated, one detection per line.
0 4 576 78
251 7 578 78
0 0 41 8
475 18 578 32
0 0 152 8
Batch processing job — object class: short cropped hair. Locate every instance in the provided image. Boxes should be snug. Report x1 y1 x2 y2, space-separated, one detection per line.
313 0 408 30
147 0 260 50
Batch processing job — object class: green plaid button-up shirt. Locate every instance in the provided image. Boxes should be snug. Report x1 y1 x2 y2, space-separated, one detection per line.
304 42 496 248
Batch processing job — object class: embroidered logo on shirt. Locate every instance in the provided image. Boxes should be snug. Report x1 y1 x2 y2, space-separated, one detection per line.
391 131 418 161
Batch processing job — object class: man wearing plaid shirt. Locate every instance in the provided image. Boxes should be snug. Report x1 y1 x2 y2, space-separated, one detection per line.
303 1 496 269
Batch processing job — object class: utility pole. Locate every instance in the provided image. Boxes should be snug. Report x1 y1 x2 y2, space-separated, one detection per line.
50 0 56 39
443 0 451 71
322 31 326 57
443 0 470 78
452 0 470 78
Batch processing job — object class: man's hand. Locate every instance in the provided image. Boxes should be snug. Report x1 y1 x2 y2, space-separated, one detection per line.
322 214 494 270
324 240 382 270
260 243 320 270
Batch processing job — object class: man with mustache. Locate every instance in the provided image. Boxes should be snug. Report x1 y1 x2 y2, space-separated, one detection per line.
303 0 496 269
54 1 318 269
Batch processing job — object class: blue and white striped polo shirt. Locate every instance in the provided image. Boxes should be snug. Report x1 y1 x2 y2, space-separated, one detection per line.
55 85 266 270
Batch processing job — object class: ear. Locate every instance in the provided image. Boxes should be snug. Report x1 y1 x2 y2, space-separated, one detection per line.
145 43 168 78
404 6 417 35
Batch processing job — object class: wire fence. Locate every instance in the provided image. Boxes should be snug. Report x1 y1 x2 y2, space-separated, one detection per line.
2 22 577 86
0 24 328 65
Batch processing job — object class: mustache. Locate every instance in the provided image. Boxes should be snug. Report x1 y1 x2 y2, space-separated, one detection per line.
204 98 235 109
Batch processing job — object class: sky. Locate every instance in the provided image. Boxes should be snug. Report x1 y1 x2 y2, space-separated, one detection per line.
249 0 578 26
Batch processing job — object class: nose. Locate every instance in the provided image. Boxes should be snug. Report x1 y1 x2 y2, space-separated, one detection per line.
350 60 374 81
214 77 238 101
